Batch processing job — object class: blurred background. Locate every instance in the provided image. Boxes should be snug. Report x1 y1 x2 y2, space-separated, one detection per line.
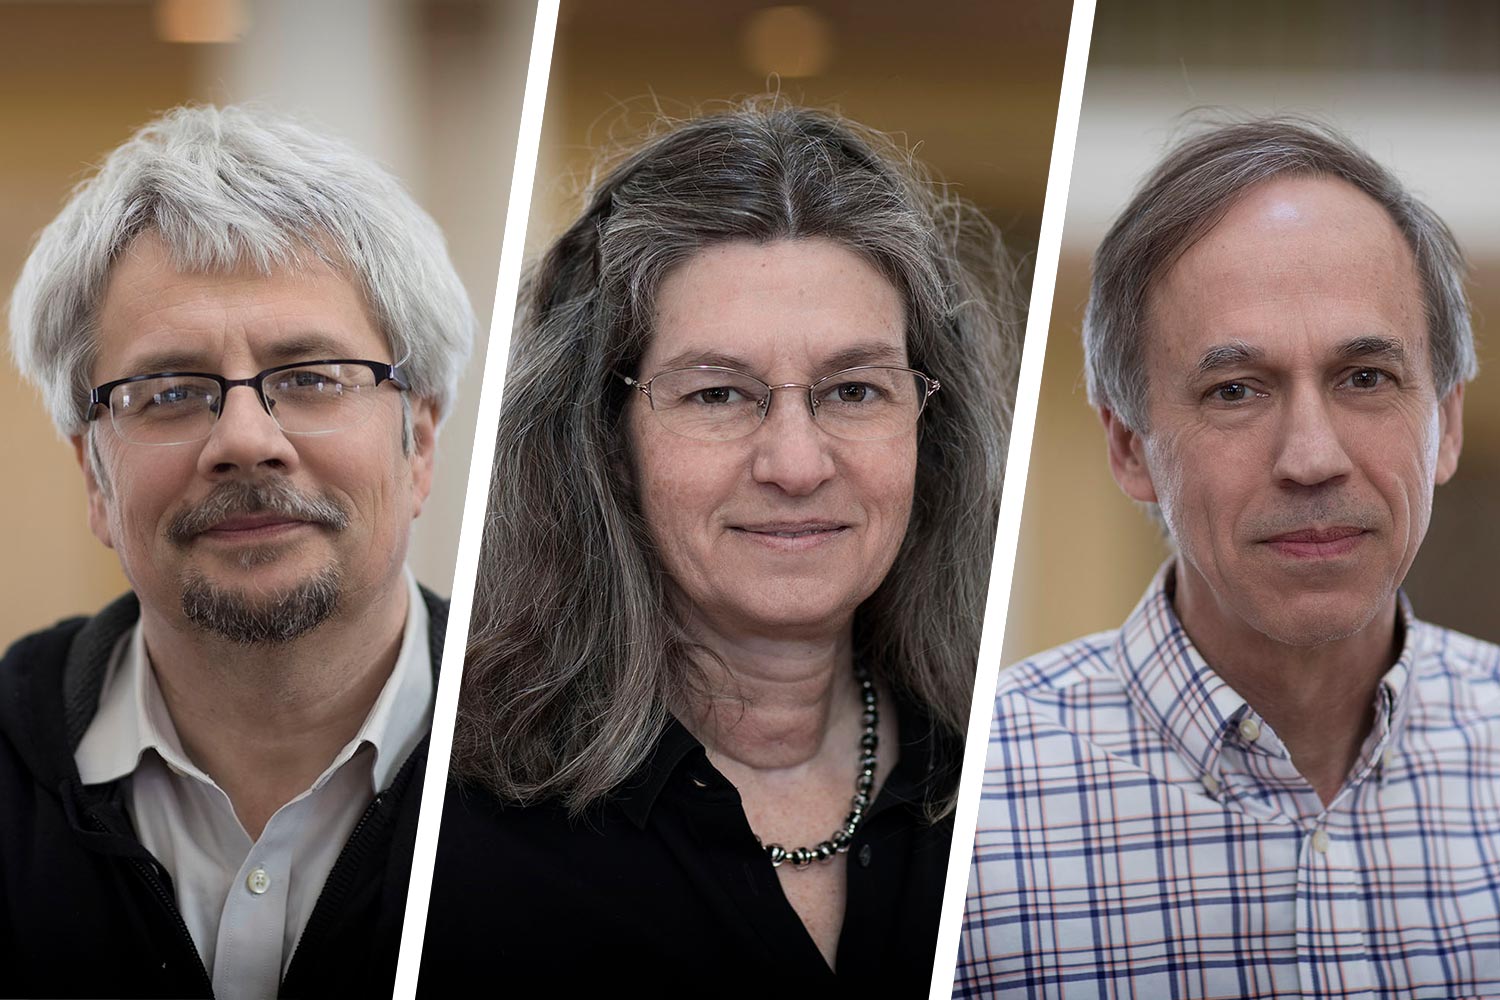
1003 0 1500 662
0 0 534 644
526 0 1072 305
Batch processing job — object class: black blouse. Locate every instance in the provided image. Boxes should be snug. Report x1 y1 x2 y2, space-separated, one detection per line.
418 698 956 996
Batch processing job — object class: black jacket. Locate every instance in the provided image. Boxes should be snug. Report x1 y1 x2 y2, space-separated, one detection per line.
0 589 447 999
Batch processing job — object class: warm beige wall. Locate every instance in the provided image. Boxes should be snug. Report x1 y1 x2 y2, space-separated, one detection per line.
526 0 1072 264
1 4 198 641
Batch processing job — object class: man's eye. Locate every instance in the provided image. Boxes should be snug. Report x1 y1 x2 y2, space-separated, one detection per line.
152 385 197 405
1346 369 1387 390
1212 382 1253 403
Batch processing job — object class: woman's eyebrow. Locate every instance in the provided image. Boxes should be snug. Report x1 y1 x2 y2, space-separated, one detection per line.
817 342 908 371
652 349 757 372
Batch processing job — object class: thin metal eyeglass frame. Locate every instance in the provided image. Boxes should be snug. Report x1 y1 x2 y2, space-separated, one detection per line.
620 364 941 441
85 358 410 444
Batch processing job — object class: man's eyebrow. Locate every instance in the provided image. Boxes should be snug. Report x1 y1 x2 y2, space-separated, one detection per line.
1194 341 1264 376
1335 335 1406 366
259 333 363 364
119 333 361 377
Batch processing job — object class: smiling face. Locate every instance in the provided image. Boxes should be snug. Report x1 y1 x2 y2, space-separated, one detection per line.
1103 175 1464 652
79 231 437 642
626 238 918 643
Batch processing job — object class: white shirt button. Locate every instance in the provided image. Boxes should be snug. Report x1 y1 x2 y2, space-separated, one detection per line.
246 867 272 895
1311 829 1330 854
1200 773 1220 796
1382 747 1395 768
1238 717 1261 742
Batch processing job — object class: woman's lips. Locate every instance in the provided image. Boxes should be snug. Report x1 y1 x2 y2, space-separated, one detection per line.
1262 525 1367 558
729 522 850 551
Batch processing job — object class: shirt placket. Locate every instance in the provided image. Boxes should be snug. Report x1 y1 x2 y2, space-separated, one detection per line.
1295 810 1374 1000
214 806 295 1000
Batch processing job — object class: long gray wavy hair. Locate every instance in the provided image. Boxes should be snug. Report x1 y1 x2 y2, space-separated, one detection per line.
455 99 1018 815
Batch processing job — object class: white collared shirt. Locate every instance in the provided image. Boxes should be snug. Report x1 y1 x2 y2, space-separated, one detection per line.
959 561 1500 999
75 569 433 1000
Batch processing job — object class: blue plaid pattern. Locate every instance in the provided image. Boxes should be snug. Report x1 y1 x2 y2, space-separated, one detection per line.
957 563 1500 999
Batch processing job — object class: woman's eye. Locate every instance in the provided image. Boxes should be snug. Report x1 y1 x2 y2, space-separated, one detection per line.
835 383 872 402
693 386 739 405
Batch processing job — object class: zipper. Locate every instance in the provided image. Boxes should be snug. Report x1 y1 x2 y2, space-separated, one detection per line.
84 805 215 997
280 742 418 993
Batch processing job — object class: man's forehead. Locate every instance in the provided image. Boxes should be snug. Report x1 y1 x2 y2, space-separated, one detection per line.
1141 173 1426 374
94 232 387 378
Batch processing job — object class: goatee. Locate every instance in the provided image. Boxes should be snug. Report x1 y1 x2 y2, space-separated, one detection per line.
181 567 342 645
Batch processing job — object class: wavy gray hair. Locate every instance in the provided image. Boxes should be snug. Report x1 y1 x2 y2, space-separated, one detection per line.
456 99 1018 815
1085 116 1476 432
9 104 476 435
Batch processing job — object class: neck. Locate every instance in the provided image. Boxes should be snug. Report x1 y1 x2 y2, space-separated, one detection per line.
137 578 411 837
1173 561 1398 807
678 615 859 772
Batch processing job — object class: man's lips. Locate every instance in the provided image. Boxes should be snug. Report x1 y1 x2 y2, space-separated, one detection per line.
197 514 313 538
1261 525 1368 557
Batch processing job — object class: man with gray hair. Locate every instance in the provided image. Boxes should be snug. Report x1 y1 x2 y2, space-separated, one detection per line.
957 119 1499 997
0 105 475 997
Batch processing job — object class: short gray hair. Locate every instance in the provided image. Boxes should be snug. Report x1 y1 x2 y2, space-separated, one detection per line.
1085 116 1476 431
456 98 1018 815
9 104 476 434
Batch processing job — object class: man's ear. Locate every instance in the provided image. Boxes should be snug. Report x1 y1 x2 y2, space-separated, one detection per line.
71 433 115 550
1434 382 1465 486
1100 406 1158 503
408 398 439 519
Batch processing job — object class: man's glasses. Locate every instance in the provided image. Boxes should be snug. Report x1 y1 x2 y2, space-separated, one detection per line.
622 365 940 442
86 358 409 446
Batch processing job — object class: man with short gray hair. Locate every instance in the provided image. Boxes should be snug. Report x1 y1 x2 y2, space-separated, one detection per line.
0 105 475 997
957 119 1499 997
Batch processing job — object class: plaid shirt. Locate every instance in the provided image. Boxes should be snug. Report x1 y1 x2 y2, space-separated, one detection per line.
957 562 1500 999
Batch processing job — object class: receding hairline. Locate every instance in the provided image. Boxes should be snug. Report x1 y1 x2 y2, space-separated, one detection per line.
89 226 398 381
1136 170 1430 386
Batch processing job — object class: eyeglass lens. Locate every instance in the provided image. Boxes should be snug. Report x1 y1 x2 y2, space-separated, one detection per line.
108 363 384 445
645 366 930 442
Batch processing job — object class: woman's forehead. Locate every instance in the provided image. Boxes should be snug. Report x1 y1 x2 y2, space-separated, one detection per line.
641 238 907 375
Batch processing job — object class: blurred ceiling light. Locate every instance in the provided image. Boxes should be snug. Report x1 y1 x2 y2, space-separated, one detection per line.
743 6 833 79
155 0 249 44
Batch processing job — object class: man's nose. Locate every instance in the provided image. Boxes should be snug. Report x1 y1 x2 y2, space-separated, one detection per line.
195 384 299 479
749 386 836 496
1272 386 1354 488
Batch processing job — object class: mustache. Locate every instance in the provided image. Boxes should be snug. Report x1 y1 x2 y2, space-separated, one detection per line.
1245 499 1378 540
167 478 350 545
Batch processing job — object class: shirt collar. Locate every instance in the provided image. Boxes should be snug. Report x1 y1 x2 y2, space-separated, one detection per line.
76 568 433 793
1116 560 1420 783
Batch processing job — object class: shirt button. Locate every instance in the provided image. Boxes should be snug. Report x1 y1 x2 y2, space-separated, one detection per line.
1381 747 1395 769
857 844 873 868
1200 773 1220 796
1310 830 1330 854
246 867 272 895
1238 718 1261 742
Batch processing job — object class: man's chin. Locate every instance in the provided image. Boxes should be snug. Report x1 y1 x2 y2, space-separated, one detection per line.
180 566 343 645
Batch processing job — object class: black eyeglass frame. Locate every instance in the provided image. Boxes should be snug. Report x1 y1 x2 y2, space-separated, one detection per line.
85 358 410 428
